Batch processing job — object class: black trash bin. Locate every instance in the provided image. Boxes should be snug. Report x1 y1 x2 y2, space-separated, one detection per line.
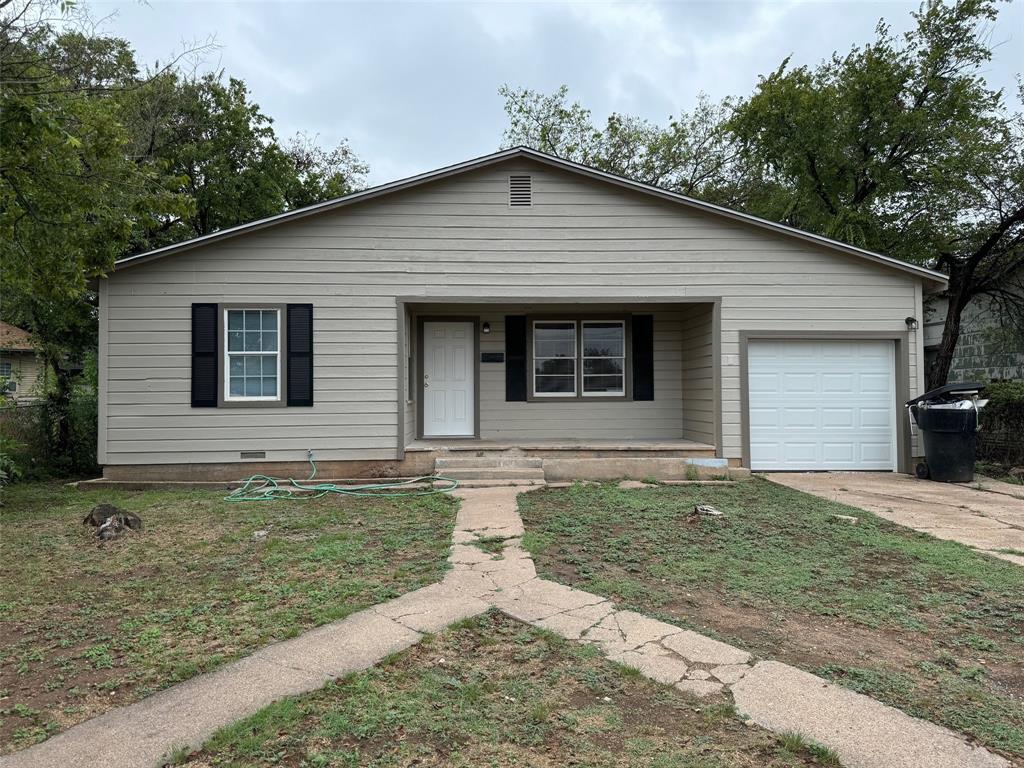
906 383 986 483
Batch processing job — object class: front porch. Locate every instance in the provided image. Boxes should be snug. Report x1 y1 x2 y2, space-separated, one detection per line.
404 436 737 485
400 301 722 464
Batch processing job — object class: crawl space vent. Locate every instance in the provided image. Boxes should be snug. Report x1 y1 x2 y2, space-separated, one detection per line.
240 451 266 460
508 175 532 207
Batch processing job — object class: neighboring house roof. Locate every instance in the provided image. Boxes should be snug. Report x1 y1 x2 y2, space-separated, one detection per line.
112 146 948 286
0 321 36 352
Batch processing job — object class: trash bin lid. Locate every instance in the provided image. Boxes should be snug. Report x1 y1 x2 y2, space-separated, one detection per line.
906 381 986 407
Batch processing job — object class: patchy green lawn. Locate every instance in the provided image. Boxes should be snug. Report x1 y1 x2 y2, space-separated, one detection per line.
0 482 455 753
181 612 837 767
519 479 1024 762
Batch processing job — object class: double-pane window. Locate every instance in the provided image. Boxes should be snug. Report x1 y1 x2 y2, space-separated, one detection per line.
225 309 279 400
532 320 626 397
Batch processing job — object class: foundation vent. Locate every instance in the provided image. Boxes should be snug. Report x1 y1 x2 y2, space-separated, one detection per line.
240 451 266 460
508 175 532 207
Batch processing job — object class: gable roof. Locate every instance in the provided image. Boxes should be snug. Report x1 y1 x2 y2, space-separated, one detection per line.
113 146 947 285
0 321 36 352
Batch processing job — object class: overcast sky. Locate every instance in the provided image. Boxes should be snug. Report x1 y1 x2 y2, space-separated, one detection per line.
94 0 1023 186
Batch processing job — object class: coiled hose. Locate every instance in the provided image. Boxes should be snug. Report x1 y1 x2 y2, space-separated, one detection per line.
224 454 458 502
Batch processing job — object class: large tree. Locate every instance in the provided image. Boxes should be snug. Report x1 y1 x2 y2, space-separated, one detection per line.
1 0 367 460
126 72 368 251
1 3 189 453
500 84 742 201
728 0 1023 387
501 0 1023 388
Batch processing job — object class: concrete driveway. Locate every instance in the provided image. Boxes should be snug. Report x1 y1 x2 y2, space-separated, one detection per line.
764 472 1024 566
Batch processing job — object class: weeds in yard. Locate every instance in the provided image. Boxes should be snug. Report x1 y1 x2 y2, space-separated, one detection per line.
185 612 824 767
0 482 456 753
518 479 1024 760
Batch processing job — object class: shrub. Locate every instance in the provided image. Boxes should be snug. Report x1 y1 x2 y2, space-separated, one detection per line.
978 380 1024 466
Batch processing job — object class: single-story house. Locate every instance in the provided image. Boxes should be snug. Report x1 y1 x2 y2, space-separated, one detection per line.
99 147 947 482
0 321 45 402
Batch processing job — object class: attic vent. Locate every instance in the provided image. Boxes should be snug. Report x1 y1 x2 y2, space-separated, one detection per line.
508 175 532 207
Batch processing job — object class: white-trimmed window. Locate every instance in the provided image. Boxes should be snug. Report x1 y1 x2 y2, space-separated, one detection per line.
533 321 576 396
225 309 280 400
582 321 625 396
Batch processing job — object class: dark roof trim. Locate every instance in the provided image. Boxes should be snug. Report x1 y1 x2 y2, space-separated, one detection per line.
113 146 947 285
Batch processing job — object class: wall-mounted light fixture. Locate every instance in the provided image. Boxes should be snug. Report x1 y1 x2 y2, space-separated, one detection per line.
482 321 491 334
905 316 919 330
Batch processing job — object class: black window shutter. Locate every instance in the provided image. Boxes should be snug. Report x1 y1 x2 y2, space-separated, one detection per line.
505 315 527 402
632 315 654 401
287 304 314 407
191 303 218 407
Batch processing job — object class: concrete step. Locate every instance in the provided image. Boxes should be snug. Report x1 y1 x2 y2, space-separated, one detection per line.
435 467 546 481
435 478 546 488
435 455 543 470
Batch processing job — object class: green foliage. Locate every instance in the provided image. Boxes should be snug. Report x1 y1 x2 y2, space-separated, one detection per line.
502 1 1024 389
979 380 1024 465
500 84 741 200
0 2 367 476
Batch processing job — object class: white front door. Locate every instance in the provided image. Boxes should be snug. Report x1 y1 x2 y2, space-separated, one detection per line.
423 321 475 437
748 339 897 471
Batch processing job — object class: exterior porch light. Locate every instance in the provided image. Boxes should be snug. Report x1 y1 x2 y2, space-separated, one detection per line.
905 316 919 330
482 322 491 334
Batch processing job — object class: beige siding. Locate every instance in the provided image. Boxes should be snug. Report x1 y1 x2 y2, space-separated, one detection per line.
102 158 924 465
1 351 45 402
679 304 716 445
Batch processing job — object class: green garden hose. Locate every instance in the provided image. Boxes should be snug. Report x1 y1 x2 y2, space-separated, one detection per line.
224 453 458 502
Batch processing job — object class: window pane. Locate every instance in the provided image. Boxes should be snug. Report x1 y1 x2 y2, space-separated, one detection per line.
244 378 262 397
262 310 277 330
262 376 277 397
262 331 278 352
229 357 244 376
227 331 244 352
583 323 624 357
583 358 624 376
584 375 624 394
243 310 258 330
244 330 262 352
535 375 575 393
229 377 244 397
534 323 575 358
227 311 244 331
535 358 574 376
244 356 262 376
262 356 276 375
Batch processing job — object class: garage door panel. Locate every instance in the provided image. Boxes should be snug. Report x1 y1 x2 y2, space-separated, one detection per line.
822 443 855 463
748 339 896 471
749 407 780 428
782 373 817 393
821 408 855 428
860 408 891 428
860 443 894 463
821 373 854 393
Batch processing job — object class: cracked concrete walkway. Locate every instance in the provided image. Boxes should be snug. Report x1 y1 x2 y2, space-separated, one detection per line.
1 485 1010 768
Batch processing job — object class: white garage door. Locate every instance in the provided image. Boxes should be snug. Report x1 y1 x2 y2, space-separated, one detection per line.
748 339 896 471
